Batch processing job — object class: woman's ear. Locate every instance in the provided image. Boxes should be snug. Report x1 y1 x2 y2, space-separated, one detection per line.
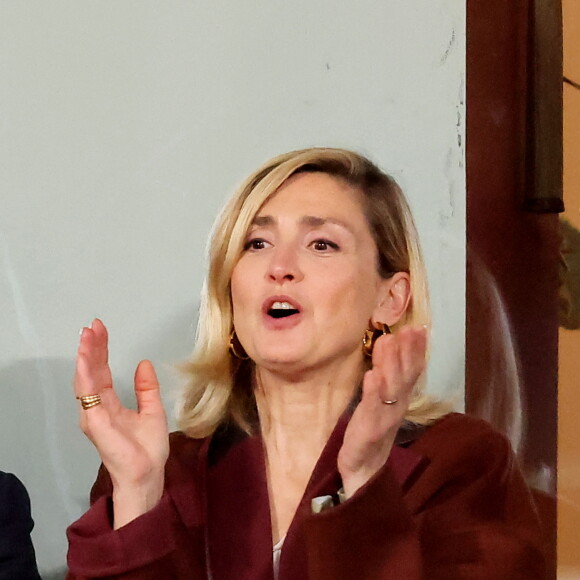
372 272 412 327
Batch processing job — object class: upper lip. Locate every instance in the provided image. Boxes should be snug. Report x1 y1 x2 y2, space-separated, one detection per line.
262 295 303 314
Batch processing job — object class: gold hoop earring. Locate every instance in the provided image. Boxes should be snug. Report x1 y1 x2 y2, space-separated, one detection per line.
362 323 391 357
229 330 250 360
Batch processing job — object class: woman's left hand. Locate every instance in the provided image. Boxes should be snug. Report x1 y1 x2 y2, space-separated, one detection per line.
337 325 428 499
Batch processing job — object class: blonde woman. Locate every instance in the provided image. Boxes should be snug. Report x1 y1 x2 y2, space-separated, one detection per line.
67 148 545 579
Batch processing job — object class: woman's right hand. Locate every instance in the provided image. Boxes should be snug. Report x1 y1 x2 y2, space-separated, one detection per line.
74 319 169 529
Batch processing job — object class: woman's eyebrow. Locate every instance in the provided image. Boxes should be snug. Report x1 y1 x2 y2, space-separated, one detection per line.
300 215 350 230
251 214 354 233
300 215 354 233
251 215 274 227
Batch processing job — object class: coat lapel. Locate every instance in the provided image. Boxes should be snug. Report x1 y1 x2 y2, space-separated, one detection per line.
279 415 427 579
206 425 274 580
204 415 427 580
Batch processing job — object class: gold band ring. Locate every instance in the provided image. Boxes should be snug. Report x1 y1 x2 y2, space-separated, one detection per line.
381 398 398 405
76 394 102 410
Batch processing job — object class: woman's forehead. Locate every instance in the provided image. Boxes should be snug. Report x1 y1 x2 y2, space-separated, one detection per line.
254 172 366 223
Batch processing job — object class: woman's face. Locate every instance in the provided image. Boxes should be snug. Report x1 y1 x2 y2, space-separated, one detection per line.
230 172 389 374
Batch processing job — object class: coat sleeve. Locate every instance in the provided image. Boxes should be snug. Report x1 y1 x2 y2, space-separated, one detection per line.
302 419 547 580
66 441 208 579
0 472 41 580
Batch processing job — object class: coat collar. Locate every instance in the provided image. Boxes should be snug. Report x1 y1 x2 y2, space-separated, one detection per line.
198 412 426 580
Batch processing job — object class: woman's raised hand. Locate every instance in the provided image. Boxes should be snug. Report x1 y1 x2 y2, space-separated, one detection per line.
337 325 428 499
74 319 169 529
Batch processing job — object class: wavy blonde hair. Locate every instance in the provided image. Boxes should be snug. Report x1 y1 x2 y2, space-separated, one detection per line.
178 147 449 437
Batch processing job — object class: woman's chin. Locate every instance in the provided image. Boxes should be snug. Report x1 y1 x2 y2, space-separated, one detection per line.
252 342 361 376
253 347 310 371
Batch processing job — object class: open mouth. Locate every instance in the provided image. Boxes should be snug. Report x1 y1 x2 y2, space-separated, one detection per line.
267 301 300 319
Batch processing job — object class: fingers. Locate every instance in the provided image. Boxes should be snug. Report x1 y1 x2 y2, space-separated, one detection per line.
75 352 112 437
370 334 403 405
349 369 400 448
133 360 164 416
74 321 164 423
369 325 428 405
359 370 385 414
398 326 428 381
74 321 120 423
74 328 100 398
91 318 109 366
75 322 113 391
75 351 99 396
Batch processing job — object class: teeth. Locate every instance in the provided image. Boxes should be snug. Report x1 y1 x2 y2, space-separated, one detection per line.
271 301 293 310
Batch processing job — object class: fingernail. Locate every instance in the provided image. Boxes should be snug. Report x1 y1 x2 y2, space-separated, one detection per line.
79 327 85 338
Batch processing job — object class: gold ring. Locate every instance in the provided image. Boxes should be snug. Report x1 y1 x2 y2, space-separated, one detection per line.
76 394 102 410
381 398 398 405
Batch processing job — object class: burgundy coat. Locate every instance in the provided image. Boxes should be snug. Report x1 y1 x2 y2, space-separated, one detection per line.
66 413 546 579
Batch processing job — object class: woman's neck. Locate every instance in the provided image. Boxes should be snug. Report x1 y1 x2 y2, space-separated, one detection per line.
255 353 364 544
255 353 364 459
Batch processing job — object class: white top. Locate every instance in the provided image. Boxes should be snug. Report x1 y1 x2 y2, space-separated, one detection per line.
273 535 286 580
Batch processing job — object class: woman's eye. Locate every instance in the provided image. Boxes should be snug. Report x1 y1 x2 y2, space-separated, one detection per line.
244 238 268 251
311 239 339 252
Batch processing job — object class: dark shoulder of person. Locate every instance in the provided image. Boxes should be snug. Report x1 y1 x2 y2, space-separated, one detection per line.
0 471 41 580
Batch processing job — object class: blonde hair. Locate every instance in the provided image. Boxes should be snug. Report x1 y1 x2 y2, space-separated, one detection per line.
178 147 449 437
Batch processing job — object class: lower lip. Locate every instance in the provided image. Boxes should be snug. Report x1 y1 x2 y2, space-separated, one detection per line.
263 312 302 330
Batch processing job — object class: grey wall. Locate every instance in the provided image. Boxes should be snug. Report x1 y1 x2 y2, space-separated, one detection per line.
0 2 465 575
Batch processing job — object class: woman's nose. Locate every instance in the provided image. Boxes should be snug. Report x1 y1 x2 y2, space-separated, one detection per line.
266 247 303 283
